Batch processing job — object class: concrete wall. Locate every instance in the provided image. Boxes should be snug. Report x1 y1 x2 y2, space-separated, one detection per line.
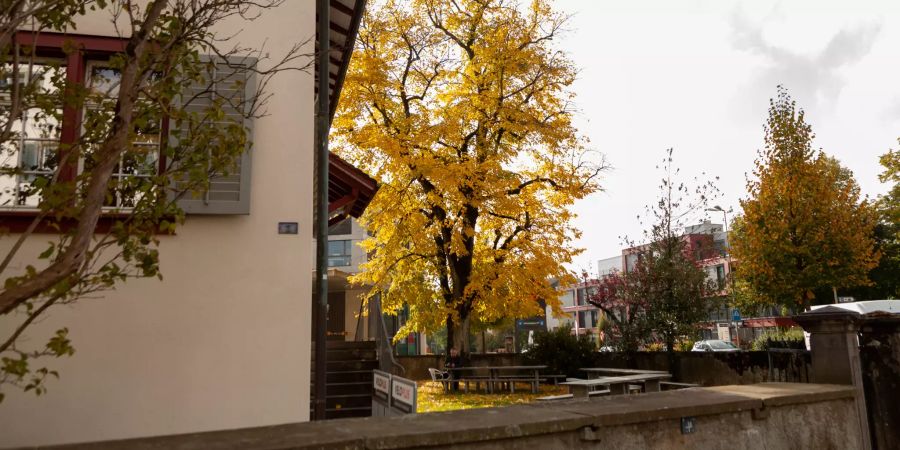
0 3 315 447
36 383 864 450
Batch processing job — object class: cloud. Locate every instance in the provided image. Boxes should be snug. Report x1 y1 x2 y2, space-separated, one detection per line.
729 9 881 117
884 97 900 122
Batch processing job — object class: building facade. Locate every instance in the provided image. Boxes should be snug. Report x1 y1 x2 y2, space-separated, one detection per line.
552 221 795 347
0 1 370 447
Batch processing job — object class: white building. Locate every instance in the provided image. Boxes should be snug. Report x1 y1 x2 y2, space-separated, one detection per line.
0 1 370 446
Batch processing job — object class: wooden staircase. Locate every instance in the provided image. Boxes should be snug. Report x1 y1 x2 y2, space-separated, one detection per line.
310 340 377 420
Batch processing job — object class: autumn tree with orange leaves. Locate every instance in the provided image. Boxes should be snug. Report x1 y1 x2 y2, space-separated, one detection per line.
730 87 879 310
333 0 604 356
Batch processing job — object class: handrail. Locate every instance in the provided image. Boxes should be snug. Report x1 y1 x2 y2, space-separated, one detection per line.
354 298 365 341
379 311 406 375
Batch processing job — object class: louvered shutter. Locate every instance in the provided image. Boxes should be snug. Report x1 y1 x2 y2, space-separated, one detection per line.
171 55 256 214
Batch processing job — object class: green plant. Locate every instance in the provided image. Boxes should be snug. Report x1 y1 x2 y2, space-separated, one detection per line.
675 340 695 352
522 324 595 378
644 342 666 352
751 328 806 350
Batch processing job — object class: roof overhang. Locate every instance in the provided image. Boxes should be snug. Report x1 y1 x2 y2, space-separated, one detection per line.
328 152 377 224
317 0 367 122
317 0 377 221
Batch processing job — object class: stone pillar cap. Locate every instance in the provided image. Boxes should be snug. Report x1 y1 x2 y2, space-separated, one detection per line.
793 306 862 329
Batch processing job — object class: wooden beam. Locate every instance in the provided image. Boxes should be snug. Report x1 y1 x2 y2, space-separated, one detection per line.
329 189 358 214
330 21 350 36
330 0 355 17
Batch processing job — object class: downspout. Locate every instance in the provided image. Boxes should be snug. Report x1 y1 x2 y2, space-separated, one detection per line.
313 0 330 421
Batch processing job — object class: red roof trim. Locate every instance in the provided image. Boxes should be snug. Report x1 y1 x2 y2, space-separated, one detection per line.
328 152 377 218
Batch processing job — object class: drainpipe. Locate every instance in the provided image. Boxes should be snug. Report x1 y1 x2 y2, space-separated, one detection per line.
313 0 330 421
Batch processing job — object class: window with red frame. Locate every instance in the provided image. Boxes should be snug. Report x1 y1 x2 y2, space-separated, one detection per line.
0 32 165 209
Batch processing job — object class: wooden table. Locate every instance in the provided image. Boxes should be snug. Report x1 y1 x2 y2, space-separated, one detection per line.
561 373 672 398
448 365 547 394
581 367 670 379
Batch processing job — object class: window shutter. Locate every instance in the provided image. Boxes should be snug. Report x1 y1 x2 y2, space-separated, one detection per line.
171 55 256 215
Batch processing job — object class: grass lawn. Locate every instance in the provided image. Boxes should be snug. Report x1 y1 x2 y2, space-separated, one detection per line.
416 380 569 413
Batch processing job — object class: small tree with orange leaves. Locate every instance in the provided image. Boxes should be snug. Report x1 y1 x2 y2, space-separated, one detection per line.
730 87 879 311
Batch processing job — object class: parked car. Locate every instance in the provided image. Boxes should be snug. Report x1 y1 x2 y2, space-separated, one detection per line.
692 340 740 352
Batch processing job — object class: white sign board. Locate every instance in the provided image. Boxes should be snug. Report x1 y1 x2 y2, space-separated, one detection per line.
373 370 390 401
372 370 392 417
389 375 417 414
717 323 731 341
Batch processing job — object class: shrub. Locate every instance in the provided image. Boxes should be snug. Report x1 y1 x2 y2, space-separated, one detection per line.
644 342 666 352
675 340 694 352
751 327 806 350
522 324 595 377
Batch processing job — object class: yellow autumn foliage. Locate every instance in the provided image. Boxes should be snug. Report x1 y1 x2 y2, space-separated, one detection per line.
333 0 603 351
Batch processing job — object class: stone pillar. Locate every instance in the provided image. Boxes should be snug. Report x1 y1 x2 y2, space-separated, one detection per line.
858 315 900 449
794 306 871 450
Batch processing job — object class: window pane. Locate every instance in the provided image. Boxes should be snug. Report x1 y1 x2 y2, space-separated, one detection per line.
327 240 352 267
0 61 64 207
328 240 346 256
83 63 161 209
88 67 121 98
327 256 351 267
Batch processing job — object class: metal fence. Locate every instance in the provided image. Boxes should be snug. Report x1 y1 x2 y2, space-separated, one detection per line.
766 348 811 383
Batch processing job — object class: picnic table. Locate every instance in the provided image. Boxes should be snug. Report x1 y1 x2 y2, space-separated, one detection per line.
447 365 547 394
580 367 669 379
561 373 672 398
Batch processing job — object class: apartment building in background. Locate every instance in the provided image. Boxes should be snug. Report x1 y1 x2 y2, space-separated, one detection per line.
552 221 795 346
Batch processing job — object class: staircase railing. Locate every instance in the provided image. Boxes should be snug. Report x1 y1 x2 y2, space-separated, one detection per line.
354 298 366 341
379 312 406 375
370 294 405 375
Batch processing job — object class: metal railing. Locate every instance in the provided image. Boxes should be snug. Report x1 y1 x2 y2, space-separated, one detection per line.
766 348 811 383
356 293 405 374
378 311 406 375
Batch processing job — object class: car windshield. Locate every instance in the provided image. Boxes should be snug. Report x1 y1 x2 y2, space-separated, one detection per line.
709 340 737 349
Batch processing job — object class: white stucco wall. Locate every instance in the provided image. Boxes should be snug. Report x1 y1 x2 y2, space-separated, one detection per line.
0 2 315 446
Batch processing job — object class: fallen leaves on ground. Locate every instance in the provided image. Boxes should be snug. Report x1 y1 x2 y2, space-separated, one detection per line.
416 380 568 413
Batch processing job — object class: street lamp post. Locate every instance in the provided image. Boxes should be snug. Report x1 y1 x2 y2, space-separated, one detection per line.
706 206 739 347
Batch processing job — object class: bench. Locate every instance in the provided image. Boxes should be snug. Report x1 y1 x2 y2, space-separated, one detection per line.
458 376 492 393
543 374 567 385
561 373 672 398
660 381 700 391
494 376 540 393
536 389 610 402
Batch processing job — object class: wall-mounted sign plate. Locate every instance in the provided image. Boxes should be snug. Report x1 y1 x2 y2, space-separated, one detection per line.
681 416 696 434
278 222 299 234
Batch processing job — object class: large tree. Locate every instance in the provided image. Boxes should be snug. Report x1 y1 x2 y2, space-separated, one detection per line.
875 145 900 297
333 0 603 355
0 0 307 401
730 87 879 310
845 142 900 300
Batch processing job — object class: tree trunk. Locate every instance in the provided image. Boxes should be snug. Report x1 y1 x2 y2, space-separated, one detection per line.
446 313 455 355
451 314 471 357
665 334 679 381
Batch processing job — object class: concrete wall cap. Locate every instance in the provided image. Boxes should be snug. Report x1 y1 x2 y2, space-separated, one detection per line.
30 384 856 450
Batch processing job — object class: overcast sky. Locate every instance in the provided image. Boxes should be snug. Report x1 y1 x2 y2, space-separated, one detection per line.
554 0 900 271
